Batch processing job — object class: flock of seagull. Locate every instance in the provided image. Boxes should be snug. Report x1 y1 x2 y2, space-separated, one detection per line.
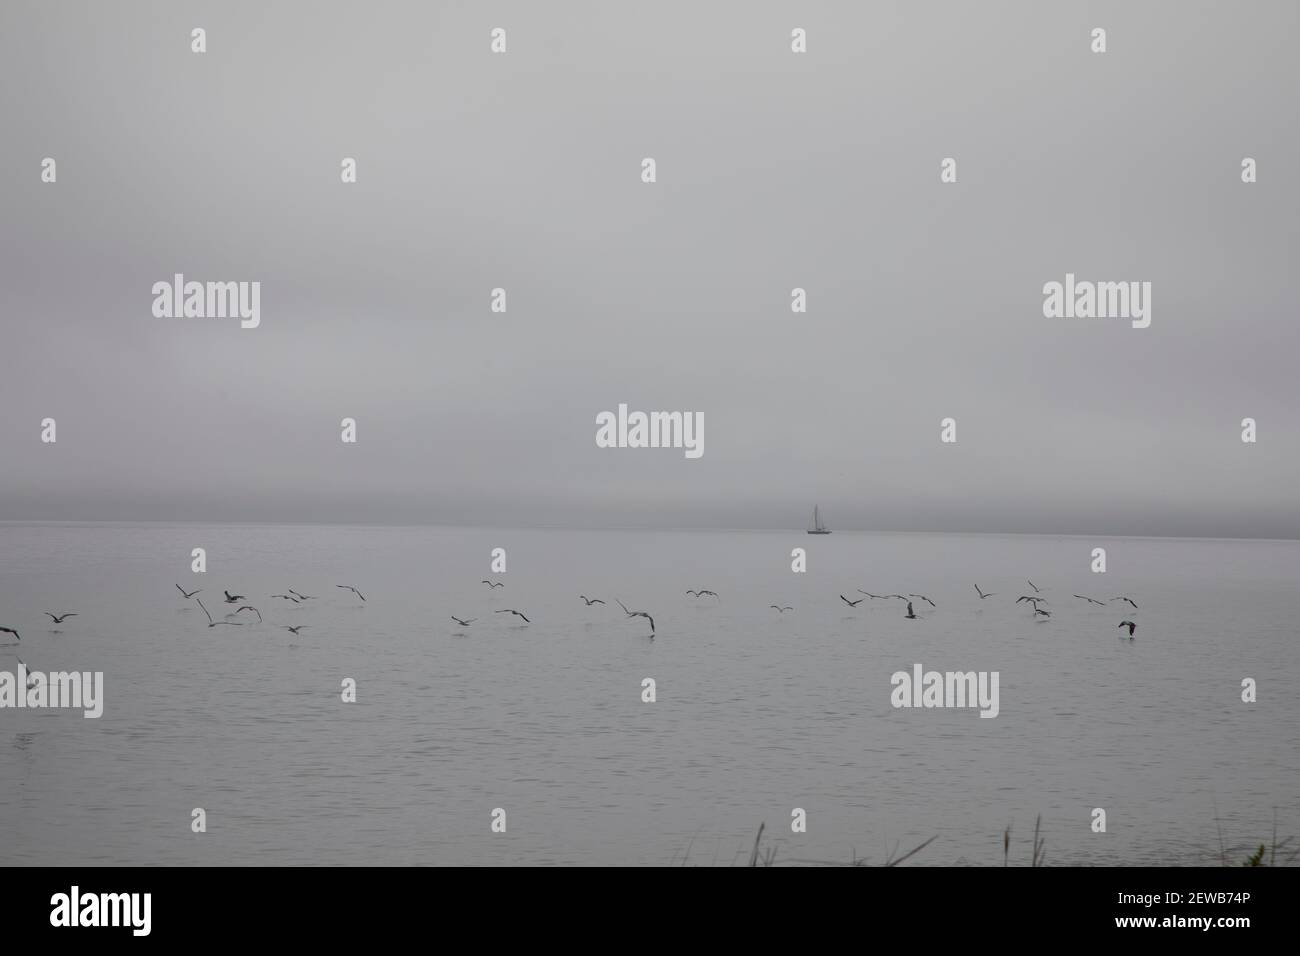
833 580 1139 638
0 584 370 647
449 578 1140 640
1 578 1142 653
170 583 368 635
453 581 659 635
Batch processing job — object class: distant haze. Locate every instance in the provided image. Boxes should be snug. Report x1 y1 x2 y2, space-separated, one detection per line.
2 1 1298 538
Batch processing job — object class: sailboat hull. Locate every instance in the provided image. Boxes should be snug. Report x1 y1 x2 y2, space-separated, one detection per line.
807 530 831 534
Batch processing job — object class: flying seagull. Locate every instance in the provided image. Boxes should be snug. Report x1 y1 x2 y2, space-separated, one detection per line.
686 589 720 600
336 585 366 601
451 616 476 627
223 590 245 604
44 612 78 624
197 598 243 628
495 609 530 623
281 625 309 635
481 580 504 589
234 606 263 623
1015 596 1047 606
1118 620 1137 637
904 601 917 619
840 595 864 608
1112 597 1138 609
175 584 202 599
770 605 793 613
1074 594 1106 606
909 594 936 607
1027 580 1042 593
974 584 995 599
0 626 19 642
288 589 316 601
579 596 605 606
271 594 302 603
1034 608 1052 618
615 600 655 635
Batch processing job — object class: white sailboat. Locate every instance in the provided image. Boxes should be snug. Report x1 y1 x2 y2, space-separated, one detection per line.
807 504 831 534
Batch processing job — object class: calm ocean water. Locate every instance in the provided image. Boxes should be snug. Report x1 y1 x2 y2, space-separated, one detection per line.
1 522 1296 866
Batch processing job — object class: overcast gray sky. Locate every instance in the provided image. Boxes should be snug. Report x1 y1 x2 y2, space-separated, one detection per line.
2 1 1297 537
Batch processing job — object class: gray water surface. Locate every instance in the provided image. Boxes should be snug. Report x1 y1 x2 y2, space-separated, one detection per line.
1 523 1296 865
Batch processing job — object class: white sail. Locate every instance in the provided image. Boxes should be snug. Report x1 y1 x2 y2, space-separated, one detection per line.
808 504 830 534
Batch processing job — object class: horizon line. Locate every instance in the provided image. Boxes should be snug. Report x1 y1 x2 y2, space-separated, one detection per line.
0 518 1297 544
